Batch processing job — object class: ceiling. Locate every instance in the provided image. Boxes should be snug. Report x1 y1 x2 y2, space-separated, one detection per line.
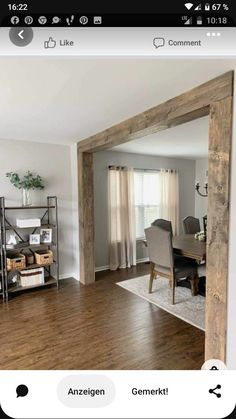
0 58 235 146
110 117 209 159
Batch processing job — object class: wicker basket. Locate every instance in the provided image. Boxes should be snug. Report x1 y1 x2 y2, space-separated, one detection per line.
7 253 26 271
34 250 53 265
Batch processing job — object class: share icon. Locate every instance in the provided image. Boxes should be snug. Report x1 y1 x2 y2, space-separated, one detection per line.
209 384 222 398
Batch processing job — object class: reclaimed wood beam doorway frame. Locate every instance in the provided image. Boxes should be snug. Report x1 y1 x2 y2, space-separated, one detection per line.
77 71 234 362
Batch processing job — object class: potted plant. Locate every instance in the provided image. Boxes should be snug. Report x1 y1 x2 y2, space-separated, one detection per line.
6 171 45 206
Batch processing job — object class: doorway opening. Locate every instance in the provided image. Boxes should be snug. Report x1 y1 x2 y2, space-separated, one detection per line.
77 71 234 362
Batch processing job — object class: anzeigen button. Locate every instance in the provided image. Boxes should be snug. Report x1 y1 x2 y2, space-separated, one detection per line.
57 375 115 408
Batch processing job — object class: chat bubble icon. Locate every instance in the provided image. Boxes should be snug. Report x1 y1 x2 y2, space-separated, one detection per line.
52 16 60 24
16 384 29 398
153 37 165 49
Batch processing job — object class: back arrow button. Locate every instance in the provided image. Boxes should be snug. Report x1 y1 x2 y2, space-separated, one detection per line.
18 30 24 40
9 27 33 47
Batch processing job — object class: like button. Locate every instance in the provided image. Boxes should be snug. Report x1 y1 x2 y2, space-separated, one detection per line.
44 37 56 49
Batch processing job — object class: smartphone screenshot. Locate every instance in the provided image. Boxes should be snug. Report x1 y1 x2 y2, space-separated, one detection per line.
0 1 236 418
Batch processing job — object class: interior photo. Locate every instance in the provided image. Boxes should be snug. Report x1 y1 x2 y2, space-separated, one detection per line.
0 58 235 370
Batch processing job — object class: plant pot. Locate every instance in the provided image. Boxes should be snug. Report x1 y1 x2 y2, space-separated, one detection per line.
22 188 32 207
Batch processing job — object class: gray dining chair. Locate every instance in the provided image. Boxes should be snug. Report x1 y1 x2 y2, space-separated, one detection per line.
151 219 173 236
182 216 201 234
198 264 206 277
145 226 198 304
197 263 206 296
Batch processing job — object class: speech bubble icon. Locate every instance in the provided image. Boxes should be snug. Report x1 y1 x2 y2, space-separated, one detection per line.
16 384 29 398
52 16 60 24
153 37 165 49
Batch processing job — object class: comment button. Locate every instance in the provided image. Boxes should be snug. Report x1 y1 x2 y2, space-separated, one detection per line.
153 37 165 49
57 375 116 408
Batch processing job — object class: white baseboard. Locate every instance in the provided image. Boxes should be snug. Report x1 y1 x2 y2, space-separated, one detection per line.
95 265 109 272
60 259 149 278
95 258 149 273
137 257 149 264
59 273 77 280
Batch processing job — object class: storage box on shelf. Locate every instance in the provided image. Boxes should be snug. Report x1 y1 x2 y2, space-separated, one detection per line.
7 253 26 271
0 196 59 301
20 267 44 287
34 249 53 265
16 218 41 228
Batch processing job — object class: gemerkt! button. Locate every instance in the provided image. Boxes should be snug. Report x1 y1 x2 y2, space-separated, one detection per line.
57 375 116 408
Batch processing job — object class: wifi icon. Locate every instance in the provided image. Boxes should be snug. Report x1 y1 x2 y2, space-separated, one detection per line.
185 3 194 10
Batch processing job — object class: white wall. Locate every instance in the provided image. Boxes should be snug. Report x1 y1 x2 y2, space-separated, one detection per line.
94 150 196 269
195 158 208 228
0 139 76 279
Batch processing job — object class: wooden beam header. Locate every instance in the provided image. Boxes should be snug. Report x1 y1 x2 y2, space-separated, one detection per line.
77 71 233 152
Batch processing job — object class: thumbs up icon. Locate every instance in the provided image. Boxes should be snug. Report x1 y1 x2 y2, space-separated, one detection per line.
44 37 56 49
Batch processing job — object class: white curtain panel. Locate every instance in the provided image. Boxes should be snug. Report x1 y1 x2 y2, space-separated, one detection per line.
108 167 136 270
160 169 180 235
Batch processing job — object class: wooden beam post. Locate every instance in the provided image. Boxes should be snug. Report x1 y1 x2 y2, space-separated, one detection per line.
77 71 234 363
206 96 233 361
78 150 95 285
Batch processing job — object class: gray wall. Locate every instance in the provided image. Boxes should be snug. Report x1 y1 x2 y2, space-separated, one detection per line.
195 158 208 229
94 150 196 269
0 139 75 279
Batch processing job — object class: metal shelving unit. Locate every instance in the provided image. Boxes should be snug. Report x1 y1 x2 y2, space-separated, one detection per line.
0 196 59 302
0 209 5 301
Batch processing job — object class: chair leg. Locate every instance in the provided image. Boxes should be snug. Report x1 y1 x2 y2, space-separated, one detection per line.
172 276 175 305
190 274 199 296
149 262 155 293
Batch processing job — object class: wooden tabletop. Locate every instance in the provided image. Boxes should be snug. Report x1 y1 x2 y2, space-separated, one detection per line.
143 234 206 262
173 234 206 262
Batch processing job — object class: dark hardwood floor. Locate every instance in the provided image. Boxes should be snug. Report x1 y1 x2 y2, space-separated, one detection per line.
0 264 204 370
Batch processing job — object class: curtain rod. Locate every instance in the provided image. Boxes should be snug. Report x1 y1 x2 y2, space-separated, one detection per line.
135 168 177 172
108 165 159 172
134 168 160 172
108 166 177 173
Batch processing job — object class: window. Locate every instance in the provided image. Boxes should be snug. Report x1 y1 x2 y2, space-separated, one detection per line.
134 171 161 239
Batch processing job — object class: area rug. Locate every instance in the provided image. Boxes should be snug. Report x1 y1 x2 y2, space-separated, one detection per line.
116 275 205 331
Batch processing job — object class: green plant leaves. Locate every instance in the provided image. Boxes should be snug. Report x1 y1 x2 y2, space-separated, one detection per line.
6 171 45 190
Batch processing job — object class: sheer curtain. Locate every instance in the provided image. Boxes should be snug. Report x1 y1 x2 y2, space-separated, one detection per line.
160 169 180 235
134 171 161 238
108 166 136 271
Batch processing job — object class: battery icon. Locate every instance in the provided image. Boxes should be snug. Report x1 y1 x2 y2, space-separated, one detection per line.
205 3 210 11
197 16 203 24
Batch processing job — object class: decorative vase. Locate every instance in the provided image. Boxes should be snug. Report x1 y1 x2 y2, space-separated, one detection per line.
22 188 32 207
7 234 19 245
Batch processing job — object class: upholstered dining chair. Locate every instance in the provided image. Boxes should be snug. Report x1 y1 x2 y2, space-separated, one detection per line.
197 264 206 296
145 226 198 305
198 264 206 277
182 216 201 234
151 219 173 236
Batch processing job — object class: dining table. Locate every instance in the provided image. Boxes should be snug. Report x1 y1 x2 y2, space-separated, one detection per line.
143 234 206 263
173 234 206 263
